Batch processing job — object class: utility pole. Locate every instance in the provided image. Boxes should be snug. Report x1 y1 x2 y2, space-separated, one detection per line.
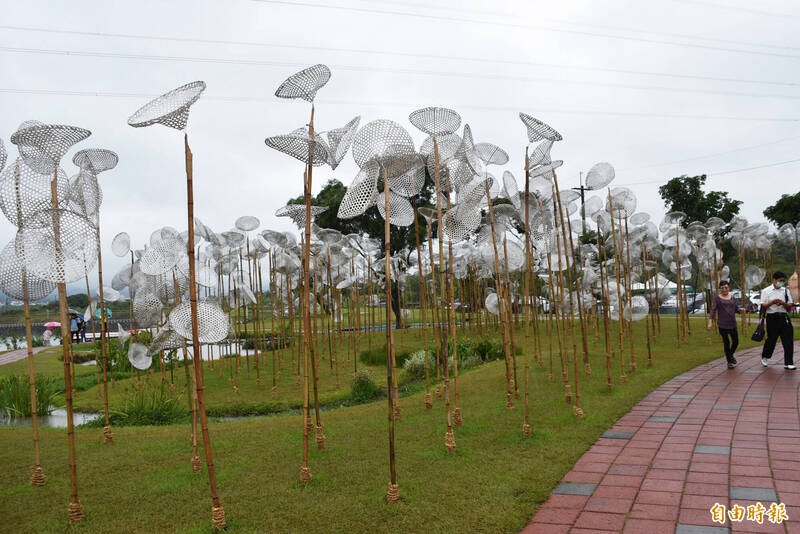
572 171 589 237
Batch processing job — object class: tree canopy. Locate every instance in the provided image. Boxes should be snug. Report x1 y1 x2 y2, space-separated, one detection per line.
287 177 434 257
657 175 741 226
763 192 800 227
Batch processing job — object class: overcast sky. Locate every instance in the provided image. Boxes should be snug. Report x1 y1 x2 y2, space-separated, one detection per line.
1 0 799 289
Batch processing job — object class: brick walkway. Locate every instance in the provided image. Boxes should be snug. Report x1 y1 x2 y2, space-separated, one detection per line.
522 342 800 534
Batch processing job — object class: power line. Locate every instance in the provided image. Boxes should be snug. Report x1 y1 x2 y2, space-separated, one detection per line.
365 0 800 52
2 24 798 88
618 157 800 186
661 0 800 19
251 0 800 60
4 45 800 102
619 135 800 171
0 86 797 123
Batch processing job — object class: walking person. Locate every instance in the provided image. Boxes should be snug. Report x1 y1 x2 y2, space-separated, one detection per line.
69 314 79 344
707 280 745 369
760 271 796 370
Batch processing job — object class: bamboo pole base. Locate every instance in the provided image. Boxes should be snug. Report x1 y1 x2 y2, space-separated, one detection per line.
435 386 442 400
191 455 202 473
211 505 226 530
300 465 312 483
103 425 114 444
315 425 326 451
564 385 572 404
424 393 432 409
393 404 402 421
453 407 462 427
620 374 627 384
506 393 515 409
444 430 456 453
574 406 584 418
68 501 84 524
548 373 554 382
522 422 532 437
31 465 45 486
585 363 591 376
386 482 400 503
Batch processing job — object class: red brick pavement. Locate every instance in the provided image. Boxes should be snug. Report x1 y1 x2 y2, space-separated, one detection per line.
522 342 800 534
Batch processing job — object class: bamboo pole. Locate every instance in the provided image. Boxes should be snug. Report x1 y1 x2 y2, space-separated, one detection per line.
184 134 225 528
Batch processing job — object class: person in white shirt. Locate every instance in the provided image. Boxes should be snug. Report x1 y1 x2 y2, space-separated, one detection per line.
760 271 795 370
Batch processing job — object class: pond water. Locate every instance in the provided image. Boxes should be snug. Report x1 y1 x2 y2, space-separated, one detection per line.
0 409 101 428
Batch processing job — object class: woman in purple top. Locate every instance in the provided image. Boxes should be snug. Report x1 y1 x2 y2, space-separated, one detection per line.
707 280 745 369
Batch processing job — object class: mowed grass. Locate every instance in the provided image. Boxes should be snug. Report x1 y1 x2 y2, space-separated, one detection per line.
0 318 764 533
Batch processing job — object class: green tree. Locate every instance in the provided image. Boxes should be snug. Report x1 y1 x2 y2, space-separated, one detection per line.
67 293 89 310
658 175 742 225
287 177 435 327
763 192 800 227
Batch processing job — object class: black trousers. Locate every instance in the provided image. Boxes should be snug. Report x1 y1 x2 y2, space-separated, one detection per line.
762 313 794 365
719 328 738 362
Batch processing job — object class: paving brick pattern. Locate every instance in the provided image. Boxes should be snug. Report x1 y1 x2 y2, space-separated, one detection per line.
522 342 800 534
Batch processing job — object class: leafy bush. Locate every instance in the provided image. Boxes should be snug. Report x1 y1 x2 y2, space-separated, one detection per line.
448 338 512 363
0 374 60 417
402 350 435 380
83 383 187 427
350 369 383 403
359 345 412 367
459 354 482 370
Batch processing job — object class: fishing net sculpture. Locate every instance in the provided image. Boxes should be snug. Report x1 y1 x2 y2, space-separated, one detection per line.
72 147 119 444
267 64 347 486
409 107 465 452
341 118 420 502
127 80 226 530
10 121 91 524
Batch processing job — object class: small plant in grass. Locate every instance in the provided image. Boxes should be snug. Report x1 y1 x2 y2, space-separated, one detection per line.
459 354 482 371
0 374 60 417
350 369 383 403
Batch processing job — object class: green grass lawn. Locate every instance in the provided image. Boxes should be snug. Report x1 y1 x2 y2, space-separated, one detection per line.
0 318 767 533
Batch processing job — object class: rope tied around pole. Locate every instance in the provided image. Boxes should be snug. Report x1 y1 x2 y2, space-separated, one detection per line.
444 429 456 453
68 501 84 524
424 393 432 410
386 482 400 503
453 407 462 427
300 465 313 483
103 425 114 444
31 465 45 486
393 404 402 421
191 455 202 473
211 505 226 530
522 422 532 437
574 406 584 418
315 424 326 450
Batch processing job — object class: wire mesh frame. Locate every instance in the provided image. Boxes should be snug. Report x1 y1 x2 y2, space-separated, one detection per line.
0 240 56 301
127 81 206 131
10 123 92 170
408 107 461 137
72 149 119 175
169 299 230 344
519 112 563 142
0 158 71 228
15 208 98 284
274 64 331 102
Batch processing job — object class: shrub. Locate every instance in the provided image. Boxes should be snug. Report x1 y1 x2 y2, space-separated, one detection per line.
350 369 383 403
402 350 435 380
83 383 187 427
0 375 60 417
459 354 482 370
